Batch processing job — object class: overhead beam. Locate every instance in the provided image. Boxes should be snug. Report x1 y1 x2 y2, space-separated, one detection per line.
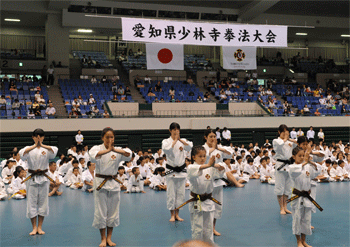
239 0 280 22
47 0 71 10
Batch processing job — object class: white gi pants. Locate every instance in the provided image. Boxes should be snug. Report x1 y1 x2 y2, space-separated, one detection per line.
212 186 223 219
26 181 50 218
274 170 292 196
190 209 214 243
292 206 312 236
131 186 141 193
166 177 186 210
93 189 120 229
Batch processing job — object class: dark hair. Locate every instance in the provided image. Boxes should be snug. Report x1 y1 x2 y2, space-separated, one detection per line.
132 167 139 174
14 166 24 178
325 159 332 164
236 155 242 161
72 159 79 165
204 129 215 143
215 127 220 131
191 145 206 163
156 157 163 164
118 166 125 171
338 160 344 165
101 127 114 138
297 136 308 145
137 156 144 166
149 156 154 161
169 122 180 130
49 161 56 166
290 146 304 163
5 159 15 168
79 157 85 162
33 128 45 137
154 166 165 175
277 124 288 135
73 167 79 172
247 158 254 163
87 161 92 167
256 149 261 155
260 157 267 164
262 150 268 155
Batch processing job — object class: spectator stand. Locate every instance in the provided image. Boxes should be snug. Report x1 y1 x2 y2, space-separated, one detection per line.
72 51 114 68
121 55 146 73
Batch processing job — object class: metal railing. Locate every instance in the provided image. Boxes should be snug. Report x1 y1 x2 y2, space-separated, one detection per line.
154 110 216 117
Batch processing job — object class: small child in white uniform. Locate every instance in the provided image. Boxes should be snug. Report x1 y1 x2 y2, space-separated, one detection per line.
1 160 16 184
9 166 27 199
68 167 83 189
82 161 95 192
125 167 145 193
151 167 167 191
116 166 127 191
48 161 63 196
0 177 8 200
260 157 275 184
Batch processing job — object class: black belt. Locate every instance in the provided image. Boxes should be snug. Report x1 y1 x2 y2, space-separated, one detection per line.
175 191 221 210
215 177 230 185
243 171 250 175
163 164 186 176
277 159 292 171
287 188 323 212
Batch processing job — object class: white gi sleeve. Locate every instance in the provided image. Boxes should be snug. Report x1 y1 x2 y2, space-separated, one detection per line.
182 139 193 152
19 146 30 161
89 145 101 162
187 165 201 179
289 164 303 179
48 146 58 159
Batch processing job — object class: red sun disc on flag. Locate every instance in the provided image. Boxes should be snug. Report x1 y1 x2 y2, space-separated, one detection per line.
157 48 173 64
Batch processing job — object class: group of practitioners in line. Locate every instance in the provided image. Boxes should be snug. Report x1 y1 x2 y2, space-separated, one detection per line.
0 124 349 247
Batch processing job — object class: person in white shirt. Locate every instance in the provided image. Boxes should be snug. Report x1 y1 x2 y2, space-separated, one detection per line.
45 103 56 116
68 168 83 189
116 166 128 190
47 65 54 86
8 166 27 199
215 127 221 143
221 127 231 146
151 167 167 190
317 129 324 142
82 161 95 192
162 122 193 222
137 157 151 185
48 162 63 196
19 128 58 236
290 128 297 140
0 177 8 200
75 130 84 151
67 145 78 159
88 127 132 247
91 76 97 84
306 126 315 141
297 128 304 138
144 75 152 84
260 157 275 184
125 167 144 193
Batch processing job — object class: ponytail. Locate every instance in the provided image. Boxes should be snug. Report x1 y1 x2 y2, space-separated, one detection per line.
14 166 24 178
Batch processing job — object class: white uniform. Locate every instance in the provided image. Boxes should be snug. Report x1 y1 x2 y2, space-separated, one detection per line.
317 164 330 182
260 166 275 184
11 158 28 170
58 162 70 176
0 177 7 200
89 144 131 229
1 166 15 184
68 174 82 189
116 173 128 188
336 166 348 181
187 163 225 243
243 163 257 180
64 167 83 185
139 164 151 180
330 167 341 181
289 163 320 236
19 145 58 218
290 131 297 140
48 170 64 184
273 138 295 196
162 137 193 210
10 177 26 199
127 174 144 193
150 174 166 190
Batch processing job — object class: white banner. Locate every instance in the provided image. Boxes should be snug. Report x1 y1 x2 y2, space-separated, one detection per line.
222 46 257 70
146 43 184 70
122 18 287 47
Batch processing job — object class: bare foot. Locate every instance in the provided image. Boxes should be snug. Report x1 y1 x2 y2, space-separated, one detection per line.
302 241 312 247
37 229 45 235
280 210 286 215
169 216 176 222
297 243 304 247
99 239 107 247
311 226 314 230
106 239 116 246
285 209 292 214
175 215 184 222
56 191 63 196
235 183 245 188
29 228 38 236
88 189 93 193
48 192 54 197
213 229 221 236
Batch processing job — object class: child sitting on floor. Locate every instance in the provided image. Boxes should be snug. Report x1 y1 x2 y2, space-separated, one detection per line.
125 167 145 193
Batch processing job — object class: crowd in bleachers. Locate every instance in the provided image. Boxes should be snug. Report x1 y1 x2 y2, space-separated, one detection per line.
0 75 55 119
60 77 133 118
73 51 113 68
1 127 349 200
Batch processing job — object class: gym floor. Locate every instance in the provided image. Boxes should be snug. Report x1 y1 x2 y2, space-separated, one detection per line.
0 180 349 247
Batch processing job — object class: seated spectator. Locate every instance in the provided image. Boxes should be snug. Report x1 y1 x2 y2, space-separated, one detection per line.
118 52 127 62
155 81 162 92
34 91 41 101
87 56 94 67
32 100 40 112
91 76 97 84
283 101 289 109
69 108 79 118
303 104 310 115
197 96 203 102
38 95 46 109
81 55 88 65
154 97 159 103
219 89 227 103
186 76 194 85
169 87 175 96
204 92 211 102
268 99 276 109
282 109 289 116
92 106 100 117
112 95 119 102
27 110 35 119
88 94 96 105
45 103 56 116
247 90 253 97
72 98 81 109
313 88 320 97
314 108 321 116
144 75 152 84
125 86 131 96
12 99 21 109
170 95 175 102
266 88 273 95
101 76 107 83
147 88 156 97
134 75 142 87
160 97 165 103
135 49 143 58
285 87 292 97
103 110 110 118
202 76 209 87
257 95 264 104
111 75 119 83
77 95 85 105
0 95 6 105
319 95 327 105
9 81 17 92
117 86 125 96
128 49 134 57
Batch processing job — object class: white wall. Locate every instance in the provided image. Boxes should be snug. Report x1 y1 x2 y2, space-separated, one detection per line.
1 116 348 133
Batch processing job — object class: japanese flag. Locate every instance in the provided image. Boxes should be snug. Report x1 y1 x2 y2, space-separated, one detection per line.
146 43 184 70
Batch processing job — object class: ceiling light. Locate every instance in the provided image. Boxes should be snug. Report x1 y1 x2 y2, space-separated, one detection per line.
341 34 350 37
296 33 308 36
78 29 93 33
4 18 20 22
